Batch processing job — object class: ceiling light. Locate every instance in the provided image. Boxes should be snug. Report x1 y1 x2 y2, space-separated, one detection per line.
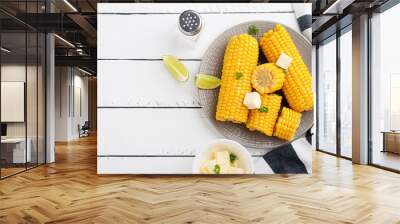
323 0 341 14
322 0 355 15
1 47 11 53
76 48 86 56
63 0 78 12
54 34 75 48
78 67 93 76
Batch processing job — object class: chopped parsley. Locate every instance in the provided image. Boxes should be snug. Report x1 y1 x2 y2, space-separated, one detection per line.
258 106 268 113
283 69 289 76
213 164 221 174
248 24 260 36
229 153 237 163
236 72 243 80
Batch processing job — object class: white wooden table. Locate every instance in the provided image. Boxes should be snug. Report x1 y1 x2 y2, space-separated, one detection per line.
97 3 312 174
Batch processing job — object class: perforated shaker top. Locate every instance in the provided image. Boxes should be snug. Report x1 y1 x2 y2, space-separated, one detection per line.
178 10 202 36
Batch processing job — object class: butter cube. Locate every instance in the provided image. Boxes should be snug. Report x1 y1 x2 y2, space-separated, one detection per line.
200 165 210 174
219 164 230 174
276 53 293 70
215 151 230 165
206 160 217 173
243 92 261 109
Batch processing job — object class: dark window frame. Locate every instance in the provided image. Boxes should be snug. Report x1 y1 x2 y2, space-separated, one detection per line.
315 24 352 161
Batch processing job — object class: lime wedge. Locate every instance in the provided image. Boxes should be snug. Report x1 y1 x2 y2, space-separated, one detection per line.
196 74 221 89
162 55 189 82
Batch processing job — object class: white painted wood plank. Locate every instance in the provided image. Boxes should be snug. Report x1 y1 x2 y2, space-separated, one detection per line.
98 13 299 59
97 157 194 174
97 60 200 107
98 3 293 14
253 156 274 174
97 108 271 156
98 108 220 156
97 156 273 174
96 3 310 174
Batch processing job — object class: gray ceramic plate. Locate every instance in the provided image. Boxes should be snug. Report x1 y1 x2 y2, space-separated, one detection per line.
198 21 313 149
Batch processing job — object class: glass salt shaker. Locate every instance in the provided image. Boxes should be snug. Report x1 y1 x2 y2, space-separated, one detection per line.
178 10 203 42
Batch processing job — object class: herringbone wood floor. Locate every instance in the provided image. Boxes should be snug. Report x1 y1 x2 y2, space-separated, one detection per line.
1 135 400 224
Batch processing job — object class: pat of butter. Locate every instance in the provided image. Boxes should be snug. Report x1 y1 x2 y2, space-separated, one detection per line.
200 165 210 174
206 160 216 173
276 53 293 70
243 92 261 109
215 151 230 165
219 164 230 174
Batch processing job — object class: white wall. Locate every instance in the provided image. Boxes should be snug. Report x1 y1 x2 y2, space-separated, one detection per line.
1 63 46 163
72 73 89 138
1 65 39 138
55 67 68 141
1 65 25 147
55 67 89 141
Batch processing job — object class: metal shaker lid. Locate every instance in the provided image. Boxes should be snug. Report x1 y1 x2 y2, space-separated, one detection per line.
178 10 202 36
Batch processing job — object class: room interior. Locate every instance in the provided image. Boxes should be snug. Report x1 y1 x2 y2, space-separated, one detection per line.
0 30 46 177
0 0 400 222
0 0 399 179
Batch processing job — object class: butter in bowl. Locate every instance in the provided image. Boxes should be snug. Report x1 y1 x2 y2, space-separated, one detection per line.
192 139 254 174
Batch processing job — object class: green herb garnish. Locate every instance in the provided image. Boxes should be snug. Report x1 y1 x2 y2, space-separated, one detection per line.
258 106 268 113
248 24 260 36
213 164 221 174
284 69 289 76
235 72 243 80
229 153 237 163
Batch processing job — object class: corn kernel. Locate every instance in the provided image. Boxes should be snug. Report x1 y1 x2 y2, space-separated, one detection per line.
246 94 282 136
274 107 302 141
260 24 313 112
216 34 259 123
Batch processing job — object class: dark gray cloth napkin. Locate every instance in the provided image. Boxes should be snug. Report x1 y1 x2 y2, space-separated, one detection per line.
263 143 308 174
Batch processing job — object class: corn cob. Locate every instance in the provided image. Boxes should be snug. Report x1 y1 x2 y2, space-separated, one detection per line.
274 107 302 141
252 63 285 94
246 94 282 136
216 34 259 123
260 24 313 112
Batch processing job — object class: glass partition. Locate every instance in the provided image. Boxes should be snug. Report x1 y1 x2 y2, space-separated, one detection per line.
370 3 400 171
1 31 28 177
317 36 337 154
38 32 46 165
0 1 46 179
27 31 38 169
339 28 352 158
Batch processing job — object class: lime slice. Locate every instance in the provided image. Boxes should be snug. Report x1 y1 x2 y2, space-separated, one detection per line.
196 74 221 89
162 55 189 82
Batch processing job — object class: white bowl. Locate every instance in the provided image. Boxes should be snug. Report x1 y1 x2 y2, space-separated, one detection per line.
192 139 254 174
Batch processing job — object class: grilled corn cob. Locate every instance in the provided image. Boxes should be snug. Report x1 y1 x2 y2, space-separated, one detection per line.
246 94 282 136
216 34 259 123
260 24 313 112
252 63 285 94
274 107 302 141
